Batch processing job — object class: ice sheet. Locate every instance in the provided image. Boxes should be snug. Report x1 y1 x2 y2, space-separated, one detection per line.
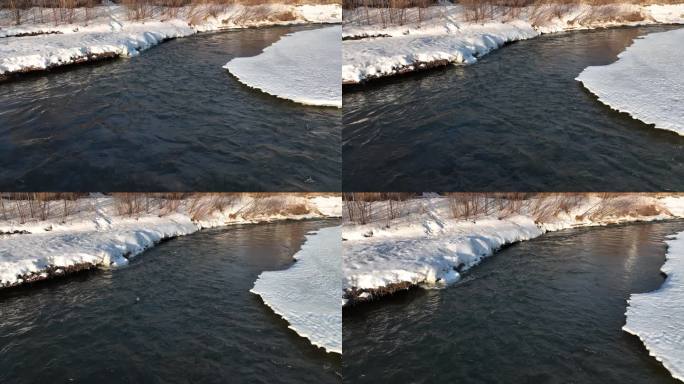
577 28 684 135
624 231 684 382
224 26 342 107
251 226 342 354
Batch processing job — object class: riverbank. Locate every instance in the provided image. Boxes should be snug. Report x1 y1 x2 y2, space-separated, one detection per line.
0 218 341 383
0 3 340 79
343 220 684 383
342 3 684 84
342 193 684 305
0 193 341 289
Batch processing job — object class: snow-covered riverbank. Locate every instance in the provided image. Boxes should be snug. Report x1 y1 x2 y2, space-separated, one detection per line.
624 230 684 382
0 193 341 289
251 225 342 354
342 3 684 84
343 194 684 304
577 27 684 136
224 25 341 107
0 3 340 79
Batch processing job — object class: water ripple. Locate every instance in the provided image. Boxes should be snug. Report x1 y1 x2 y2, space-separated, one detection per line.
343 26 684 191
0 25 340 191
344 221 684 383
0 220 340 384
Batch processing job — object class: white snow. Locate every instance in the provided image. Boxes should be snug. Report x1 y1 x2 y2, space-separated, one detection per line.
577 28 684 136
0 19 194 75
624 230 684 382
224 25 341 107
251 225 342 354
343 194 684 303
343 20 537 84
0 4 341 77
0 213 198 285
0 193 341 289
342 3 684 84
345 213 541 291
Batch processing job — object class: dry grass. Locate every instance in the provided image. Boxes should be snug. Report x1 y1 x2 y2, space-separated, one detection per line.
235 193 312 219
0 0 338 26
344 0 683 26
0 192 337 225
342 193 682 226
186 193 239 221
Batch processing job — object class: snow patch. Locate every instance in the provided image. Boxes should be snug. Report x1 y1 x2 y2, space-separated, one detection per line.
251 226 342 354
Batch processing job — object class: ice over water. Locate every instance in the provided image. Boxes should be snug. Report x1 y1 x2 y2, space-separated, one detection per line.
224 26 342 108
577 28 684 136
624 231 684 381
251 226 342 354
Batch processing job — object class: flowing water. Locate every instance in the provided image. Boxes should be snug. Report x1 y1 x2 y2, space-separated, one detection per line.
0 25 340 191
343 26 684 191
343 221 684 383
0 219 341 383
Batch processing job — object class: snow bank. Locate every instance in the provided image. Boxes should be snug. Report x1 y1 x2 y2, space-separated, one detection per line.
0 19 194 76
0 213 198 287
343 21 537 84
345 215 541 290
343 194 684 304
0 194 341 289
342 3 684 84
624 230 684 382
224 25 341 107
251 226 342 354
0 4 341 78
577 28 684 136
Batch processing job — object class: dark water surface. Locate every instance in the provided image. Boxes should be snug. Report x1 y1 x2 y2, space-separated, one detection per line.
343 221 684 383
0 25 340 191
0 219 341 383
343 26 684 191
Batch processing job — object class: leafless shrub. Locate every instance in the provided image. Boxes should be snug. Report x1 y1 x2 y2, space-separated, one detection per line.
343 193 374 224
113 192 147 216
187 193 239 221
236 193 311 219
0 192 86 223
